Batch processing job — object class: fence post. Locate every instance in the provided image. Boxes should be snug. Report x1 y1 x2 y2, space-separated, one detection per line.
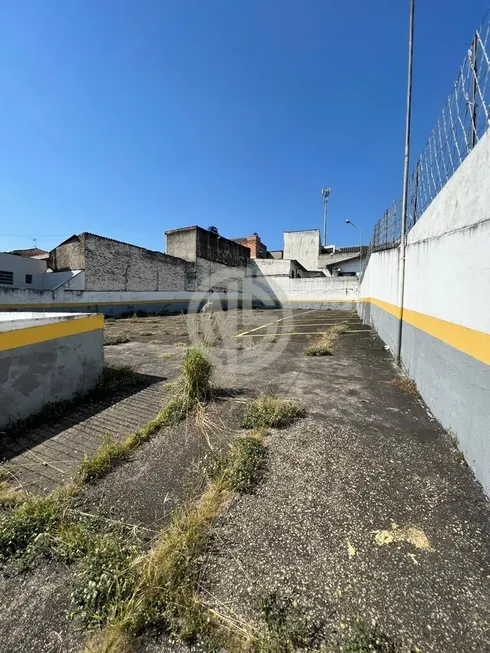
412 162 419 225
471 32 478 148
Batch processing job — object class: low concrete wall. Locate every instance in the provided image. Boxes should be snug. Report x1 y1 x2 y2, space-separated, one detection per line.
271 276 358 309
359 130 490 495
0 313 104 427
0 266 358 315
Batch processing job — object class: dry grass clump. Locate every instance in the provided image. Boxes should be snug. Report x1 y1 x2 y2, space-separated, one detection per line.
83 430 268 652
0 468 25 509
180 346 213 401
104 334 131 346
392 377 419 398
0 481 25 509
78 347 213 484
305 322 349 356
243 396 305 429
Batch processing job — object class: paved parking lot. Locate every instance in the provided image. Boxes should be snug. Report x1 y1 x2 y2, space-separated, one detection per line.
2 309 363 493
2 308 490 653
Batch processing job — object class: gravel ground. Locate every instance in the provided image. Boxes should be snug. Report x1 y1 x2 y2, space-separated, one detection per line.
197 314 490 653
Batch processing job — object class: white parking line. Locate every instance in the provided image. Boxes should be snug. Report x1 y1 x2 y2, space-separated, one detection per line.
235 309 317 337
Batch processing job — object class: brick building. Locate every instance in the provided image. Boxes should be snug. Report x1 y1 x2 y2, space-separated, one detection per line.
232 233 269 259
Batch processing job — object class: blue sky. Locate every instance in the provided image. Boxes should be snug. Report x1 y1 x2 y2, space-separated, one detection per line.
0 0 488 253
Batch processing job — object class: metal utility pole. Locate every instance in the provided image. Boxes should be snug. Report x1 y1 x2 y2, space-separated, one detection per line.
396 0 415 365
345 220 363 274
321 188 331 247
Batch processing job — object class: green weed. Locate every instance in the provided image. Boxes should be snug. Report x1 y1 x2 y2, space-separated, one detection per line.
243 396 305 429
215 433 267 493
344 622 402 652
180 347 213 401
77 396 192 484
0 486 75 562
83 430 269 651
71 532 139 626
256 591 319 653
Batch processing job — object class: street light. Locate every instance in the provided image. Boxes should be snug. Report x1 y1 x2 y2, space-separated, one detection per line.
345 219 363 275
321 188 331 247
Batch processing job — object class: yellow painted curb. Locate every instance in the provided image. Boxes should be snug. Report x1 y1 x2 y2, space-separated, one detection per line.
0 314 104 352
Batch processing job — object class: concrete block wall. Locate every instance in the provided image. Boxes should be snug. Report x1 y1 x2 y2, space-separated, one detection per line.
359 130 490 495
0 312 104 427
195 258 246 292
50 238 86 272
84 233 193 292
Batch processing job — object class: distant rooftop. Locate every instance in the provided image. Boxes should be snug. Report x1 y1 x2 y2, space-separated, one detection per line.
9 248 49 258
164 225 199 235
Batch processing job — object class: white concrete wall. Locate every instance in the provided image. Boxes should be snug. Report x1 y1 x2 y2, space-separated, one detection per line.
249 259 292 277
0 313 104 427
359 129 490 495
0 253 47 289
44 270 85 291
283 230 321 271
335 257 361 276
269 276 358 307
359 247 399 307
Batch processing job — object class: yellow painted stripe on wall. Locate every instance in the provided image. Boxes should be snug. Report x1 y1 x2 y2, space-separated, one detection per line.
0 314 104 352
361 297 490 366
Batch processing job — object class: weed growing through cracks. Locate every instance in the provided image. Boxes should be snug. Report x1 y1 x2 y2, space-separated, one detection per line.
344 621 402 653
256 591 322 653
0 468 25 509
392 377 419 398
77 347 213 484
82 429 268 652
0 486 76 563
243 396 305 429
305 322 349 357
104 334 131 346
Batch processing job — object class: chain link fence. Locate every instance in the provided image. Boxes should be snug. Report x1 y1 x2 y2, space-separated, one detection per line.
369 14 490 253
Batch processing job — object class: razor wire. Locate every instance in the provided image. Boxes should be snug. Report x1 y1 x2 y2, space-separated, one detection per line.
369 15 490 253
